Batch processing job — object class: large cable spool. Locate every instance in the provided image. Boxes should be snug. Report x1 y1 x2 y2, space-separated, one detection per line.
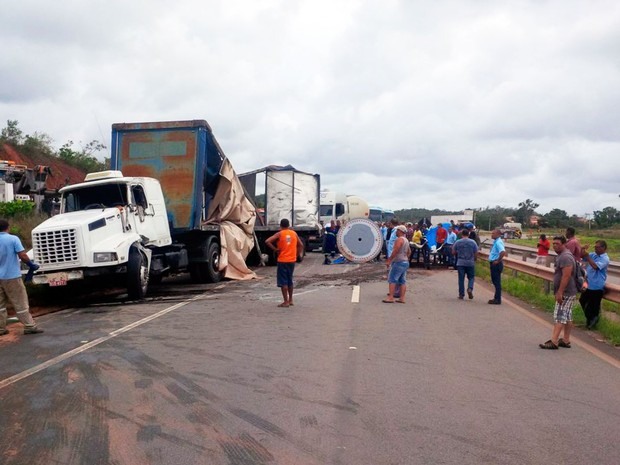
336 218 383 263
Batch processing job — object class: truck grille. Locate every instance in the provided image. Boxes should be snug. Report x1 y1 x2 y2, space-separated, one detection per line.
33 229 80 265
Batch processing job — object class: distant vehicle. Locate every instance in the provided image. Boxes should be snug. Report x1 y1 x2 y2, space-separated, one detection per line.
369 206 394 223
345 195 370 222
499 222 522 239
319 191 369 224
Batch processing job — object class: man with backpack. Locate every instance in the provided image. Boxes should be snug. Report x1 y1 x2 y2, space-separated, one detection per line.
539 236 577 350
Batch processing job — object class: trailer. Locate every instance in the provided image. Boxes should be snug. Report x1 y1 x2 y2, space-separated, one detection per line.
238 165 321 260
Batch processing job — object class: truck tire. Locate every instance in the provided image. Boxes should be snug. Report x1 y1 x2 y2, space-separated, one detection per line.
189 239 223 283
127 249 149 300
298 237 306 256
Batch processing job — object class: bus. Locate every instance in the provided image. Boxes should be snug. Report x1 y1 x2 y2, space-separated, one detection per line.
369 206 395 223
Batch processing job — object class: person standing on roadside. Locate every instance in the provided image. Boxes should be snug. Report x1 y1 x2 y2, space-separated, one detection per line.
452 229 478 300
540 236 577 349
565 227 582 261
383 225 410 304
435 223 448 263
579 240 609 329
265 218 304 308
0 219 44 336
536 234 551 266
386 218 403 299
444 226 458 268
488 228 507 305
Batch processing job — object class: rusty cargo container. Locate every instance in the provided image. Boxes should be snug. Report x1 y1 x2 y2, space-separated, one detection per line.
111 120 257 283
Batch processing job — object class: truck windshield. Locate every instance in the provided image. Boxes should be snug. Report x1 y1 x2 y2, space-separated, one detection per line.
63 183 128 212
320 204 345 217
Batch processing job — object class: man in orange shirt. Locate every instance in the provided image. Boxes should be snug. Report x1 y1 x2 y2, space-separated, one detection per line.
265 219 304 308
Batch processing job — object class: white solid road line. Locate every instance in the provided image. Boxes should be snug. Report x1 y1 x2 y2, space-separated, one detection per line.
0 293 214 390
351 285 361 303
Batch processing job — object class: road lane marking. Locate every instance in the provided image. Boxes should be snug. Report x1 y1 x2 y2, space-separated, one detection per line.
0 293 214 390
351 285 360 303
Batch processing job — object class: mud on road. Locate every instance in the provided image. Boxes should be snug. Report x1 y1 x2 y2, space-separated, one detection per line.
22 253 438 318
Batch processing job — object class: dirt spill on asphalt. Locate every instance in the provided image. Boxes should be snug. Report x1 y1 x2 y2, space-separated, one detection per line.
20 258 441 318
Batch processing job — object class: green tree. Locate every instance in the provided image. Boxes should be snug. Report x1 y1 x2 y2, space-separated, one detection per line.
515 199 539 226
543 208 569 228
22 131 55 157
58 140 108 172
474 206 514 231
593 206 620 228
0 120 24 145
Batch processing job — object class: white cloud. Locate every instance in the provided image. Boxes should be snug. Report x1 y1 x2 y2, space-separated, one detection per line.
1 0 619 216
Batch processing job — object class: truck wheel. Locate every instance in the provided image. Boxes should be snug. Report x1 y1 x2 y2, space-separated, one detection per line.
127 249 149 299
204 240 224 283
298 238 307 256
189 240 223 283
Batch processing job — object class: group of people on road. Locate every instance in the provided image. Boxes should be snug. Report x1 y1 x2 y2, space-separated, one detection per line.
266 217 611 354
538 227 610 350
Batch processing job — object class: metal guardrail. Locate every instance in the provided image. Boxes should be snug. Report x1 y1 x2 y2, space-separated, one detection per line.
479 241 620 278
478 250 620 304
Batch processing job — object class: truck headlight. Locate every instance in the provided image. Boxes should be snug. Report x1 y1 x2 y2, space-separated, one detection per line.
94 252 118 263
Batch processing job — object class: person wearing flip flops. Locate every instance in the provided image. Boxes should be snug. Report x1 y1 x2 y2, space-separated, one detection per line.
265 218 304 308
383 225 410 304
539 236 577 350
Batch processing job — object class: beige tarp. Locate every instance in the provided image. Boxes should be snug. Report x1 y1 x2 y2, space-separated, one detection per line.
206 158 258 280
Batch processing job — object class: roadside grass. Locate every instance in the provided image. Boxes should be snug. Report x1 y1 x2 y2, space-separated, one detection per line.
475 262 620 346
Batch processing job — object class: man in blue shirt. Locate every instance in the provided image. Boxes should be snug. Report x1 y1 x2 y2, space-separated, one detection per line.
444 226 458 268
0 219 43 336
579 240 610 329
488 229 507 305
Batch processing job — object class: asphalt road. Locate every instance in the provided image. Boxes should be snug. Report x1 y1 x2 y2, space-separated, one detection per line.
1 254 619 465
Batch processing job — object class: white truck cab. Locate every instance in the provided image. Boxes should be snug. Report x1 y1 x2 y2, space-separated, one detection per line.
30 171 172 299
320 190 369 223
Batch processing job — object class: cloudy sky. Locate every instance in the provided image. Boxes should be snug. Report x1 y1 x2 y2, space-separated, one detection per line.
2 0 619 216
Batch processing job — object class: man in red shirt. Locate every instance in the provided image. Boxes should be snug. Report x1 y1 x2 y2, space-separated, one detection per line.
435 223 448 263
265 219 304 308
536 234 551 265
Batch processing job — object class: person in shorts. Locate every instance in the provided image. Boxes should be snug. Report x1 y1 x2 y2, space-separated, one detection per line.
539 236 577 349
265 218 303 308
383 225 410 304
